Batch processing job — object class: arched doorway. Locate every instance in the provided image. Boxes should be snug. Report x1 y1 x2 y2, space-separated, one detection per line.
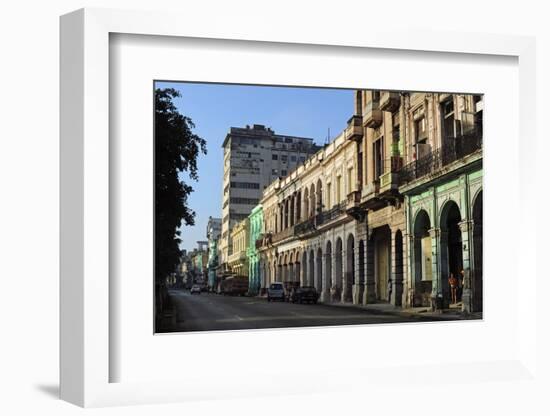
440 201 463 308
413 210 432 306
288 252 295 282
301 251 308 286
295 250 301 283
316 247 323 292
345 234 355 303
358 240 365 286
325 241 333 298
356 239 365 304
472 191 483 312
393 230 404 306
273 260 278 284
309 249 315 286
335 238 343 301
372 226 391 302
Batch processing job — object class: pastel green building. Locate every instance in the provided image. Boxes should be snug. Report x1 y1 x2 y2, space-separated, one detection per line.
247 205 263 295
401 135 483 313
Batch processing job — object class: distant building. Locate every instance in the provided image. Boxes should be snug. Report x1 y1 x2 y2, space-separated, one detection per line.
247 205 263 295
228 218 249 277
219 124 320 275
206 217 222 291
206 217 222 242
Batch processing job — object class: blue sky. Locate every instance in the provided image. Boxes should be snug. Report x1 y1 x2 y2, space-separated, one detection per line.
156 81 354 252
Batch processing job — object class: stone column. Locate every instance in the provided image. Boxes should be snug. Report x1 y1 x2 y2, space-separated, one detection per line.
458 220 473 314
330 253 340 303
390 230 403 307
428 227 442 311
341 248 353 303
363 237 376 304
320 252 331 303
301 256 307 286
352 243 364 305
403 232 414 308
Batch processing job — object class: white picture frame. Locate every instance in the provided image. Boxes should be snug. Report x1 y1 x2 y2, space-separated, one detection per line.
60 7 539 408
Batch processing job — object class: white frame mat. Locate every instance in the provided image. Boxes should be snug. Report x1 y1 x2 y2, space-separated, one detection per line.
60 7 538 408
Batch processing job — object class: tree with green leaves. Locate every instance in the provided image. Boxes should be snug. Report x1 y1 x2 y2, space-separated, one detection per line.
155 88 207 287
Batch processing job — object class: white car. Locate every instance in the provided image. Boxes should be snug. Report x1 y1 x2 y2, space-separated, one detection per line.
267 282 285 302
190 284 201 294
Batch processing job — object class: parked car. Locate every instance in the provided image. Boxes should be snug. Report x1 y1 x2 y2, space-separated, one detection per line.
289 286 319 304
283 281 300 301
267 282 285 302
190 284 201 294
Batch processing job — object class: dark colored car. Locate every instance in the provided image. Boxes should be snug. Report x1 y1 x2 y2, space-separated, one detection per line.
289 286 319 304
283 281 300 302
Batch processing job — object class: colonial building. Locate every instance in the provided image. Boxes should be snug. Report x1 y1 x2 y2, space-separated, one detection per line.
227 218 249 277
206 217 222 291
253 89 483 314
257 123 360 304
190 241 209 284
247 205 263 295
397 92 483 313
219 124 319 277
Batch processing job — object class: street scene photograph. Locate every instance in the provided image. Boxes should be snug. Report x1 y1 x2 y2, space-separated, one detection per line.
154 81 483 333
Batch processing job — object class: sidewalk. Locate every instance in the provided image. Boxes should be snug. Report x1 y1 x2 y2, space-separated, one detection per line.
253 293 480 321
319 300 481 321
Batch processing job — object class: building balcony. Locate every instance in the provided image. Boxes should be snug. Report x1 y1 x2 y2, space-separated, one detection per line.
363 100 383 128
346 190 361 209
294 217 316 236
399 128 483 188
255 233 272 249
379 92 400 112
272 225 295 243
345 190 366 221
360 179 393 210
227 250 247 266
345 115 363 142
378 156 403 195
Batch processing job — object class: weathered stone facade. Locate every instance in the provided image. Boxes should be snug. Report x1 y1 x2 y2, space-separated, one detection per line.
249 89 483 313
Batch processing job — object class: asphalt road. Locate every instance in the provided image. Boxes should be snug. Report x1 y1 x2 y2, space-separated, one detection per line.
159 289 446 333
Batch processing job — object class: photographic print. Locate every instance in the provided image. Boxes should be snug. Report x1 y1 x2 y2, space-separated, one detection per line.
154 82 483 333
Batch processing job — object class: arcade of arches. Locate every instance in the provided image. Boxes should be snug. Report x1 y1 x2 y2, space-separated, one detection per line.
262 185 482 314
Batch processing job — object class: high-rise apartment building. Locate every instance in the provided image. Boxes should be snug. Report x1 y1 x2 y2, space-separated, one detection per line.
219 124 319 271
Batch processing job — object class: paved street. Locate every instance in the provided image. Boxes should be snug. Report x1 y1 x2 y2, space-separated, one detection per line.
159 289 460 332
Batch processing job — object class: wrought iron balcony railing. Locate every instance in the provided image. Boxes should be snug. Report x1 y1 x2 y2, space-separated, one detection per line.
293 202 347 236
294 217 316 235
272 225 295 243
255 233 272 249
399 129 482 186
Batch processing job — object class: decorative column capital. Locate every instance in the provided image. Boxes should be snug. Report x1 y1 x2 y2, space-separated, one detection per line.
458 219 473 233
428 227 441 238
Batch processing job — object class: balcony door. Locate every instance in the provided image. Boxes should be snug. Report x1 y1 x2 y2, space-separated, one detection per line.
373 137 384 181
